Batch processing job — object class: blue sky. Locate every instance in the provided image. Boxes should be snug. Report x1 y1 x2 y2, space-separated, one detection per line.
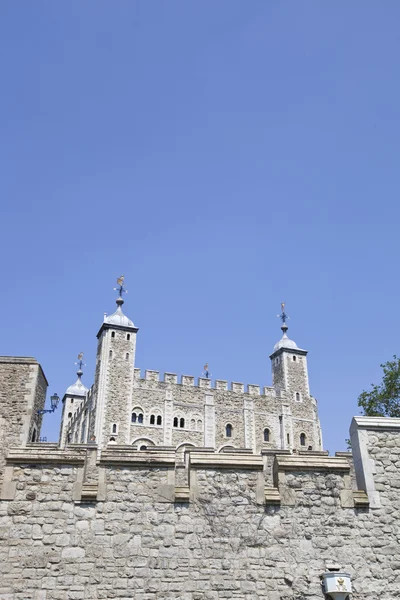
1 1 399 453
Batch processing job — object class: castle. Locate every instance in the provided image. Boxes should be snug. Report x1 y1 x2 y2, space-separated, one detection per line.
0 281 399 600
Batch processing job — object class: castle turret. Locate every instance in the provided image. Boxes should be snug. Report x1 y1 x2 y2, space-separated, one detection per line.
270 304 321 451
270 304 309 399
59 354 88 447
93 277 138 449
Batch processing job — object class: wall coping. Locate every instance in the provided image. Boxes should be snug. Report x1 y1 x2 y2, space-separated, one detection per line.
100 448 176 467
275 454 350 472
189 452 263 470
6 447 86 465
352 416 400 430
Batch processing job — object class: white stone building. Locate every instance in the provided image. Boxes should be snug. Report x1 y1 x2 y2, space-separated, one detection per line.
61 287 323 454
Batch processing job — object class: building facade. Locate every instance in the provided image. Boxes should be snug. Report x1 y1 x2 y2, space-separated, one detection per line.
60 291 323 456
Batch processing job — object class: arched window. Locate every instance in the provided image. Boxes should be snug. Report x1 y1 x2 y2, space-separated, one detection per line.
295 392 300 402
127 334 131 341
31 428 37 442
190 419 196 430
112 423 117 434
180 417 185 428
173 417 178 427
226 424 232 438
150 415 155 425
68 412 72 418
109 437 116 443
132 412 137 423
264 428 270 442
126 353 129 361
156 415 162 426
109 350 113 359
293 355 296 362
111 331 115 338
197 419 203 431
140 445 147 450
138 413 143 424
300 433 306 446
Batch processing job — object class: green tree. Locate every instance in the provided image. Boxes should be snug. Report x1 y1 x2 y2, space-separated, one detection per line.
358 355 400 417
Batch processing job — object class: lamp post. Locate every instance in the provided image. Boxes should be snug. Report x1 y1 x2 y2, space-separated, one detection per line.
37 393 60 415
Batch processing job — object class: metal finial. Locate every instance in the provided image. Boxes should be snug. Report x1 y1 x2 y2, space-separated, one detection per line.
114 275 128 298
277 302 289 330
75 352 85 375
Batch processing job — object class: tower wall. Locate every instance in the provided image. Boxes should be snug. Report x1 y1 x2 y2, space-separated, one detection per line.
0 357 47 469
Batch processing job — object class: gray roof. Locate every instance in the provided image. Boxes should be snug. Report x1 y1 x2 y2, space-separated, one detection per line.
273 331 299 352
65 375 88 397
104 297 135 328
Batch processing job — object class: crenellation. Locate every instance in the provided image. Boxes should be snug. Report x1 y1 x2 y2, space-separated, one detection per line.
145 369 160 381
214 379 228 390
247 384 260 395
181 374 194 386
198 377 211 388
231 381 244 393
164 372 177 384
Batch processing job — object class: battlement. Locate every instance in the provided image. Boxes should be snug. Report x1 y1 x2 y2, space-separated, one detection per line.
133 368 277 396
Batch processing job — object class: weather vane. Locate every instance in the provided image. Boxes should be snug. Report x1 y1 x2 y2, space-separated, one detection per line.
278 302 289 325
75 352 85 371
114 275 127 297
203 363 211 379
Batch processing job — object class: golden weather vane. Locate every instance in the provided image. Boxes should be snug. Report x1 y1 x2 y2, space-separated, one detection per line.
114 275 128 297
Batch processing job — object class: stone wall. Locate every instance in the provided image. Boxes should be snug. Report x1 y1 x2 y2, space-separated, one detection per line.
1 417 400 599
0 357 47 470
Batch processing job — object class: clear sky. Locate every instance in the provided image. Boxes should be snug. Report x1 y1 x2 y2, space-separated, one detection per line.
1 1 399 453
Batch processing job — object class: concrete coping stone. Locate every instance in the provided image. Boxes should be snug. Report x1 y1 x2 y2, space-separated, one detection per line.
6 447 86 465
100 449 176 467
352 416 400 431
275 454 351 472
189 452 264 470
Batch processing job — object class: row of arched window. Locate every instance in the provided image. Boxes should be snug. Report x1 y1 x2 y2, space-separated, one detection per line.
111 331 131 341
131 411 162 426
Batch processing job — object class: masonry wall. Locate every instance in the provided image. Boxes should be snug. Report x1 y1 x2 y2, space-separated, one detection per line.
0 357 47 470
1 417 400 600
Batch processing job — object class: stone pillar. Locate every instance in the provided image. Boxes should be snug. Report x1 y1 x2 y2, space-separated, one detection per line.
243 398 255 451
204 393 215 448
164 390 173 445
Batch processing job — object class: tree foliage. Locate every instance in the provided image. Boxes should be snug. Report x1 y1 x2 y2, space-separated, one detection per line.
358 355 400 418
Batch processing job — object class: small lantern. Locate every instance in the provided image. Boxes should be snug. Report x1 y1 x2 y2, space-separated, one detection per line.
322 572 351 599
50 393 60 411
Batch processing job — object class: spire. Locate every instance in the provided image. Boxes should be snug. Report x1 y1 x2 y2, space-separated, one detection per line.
65 353 89 397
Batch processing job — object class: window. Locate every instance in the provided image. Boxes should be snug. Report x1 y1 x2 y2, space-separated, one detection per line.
71 399 74 404
132 408 144 424
293 355 296 362
150 415 155 425
112 423 117 434
111 331 115 338
180 417 185 428
31 428 37 442
132 412 137 423
156 415 162 426
140 445 147 451
264 428 270 442
126 353 129 361
173 417 178 427
68 412 72 418
300 433 306 446
295 392 300 402
287 433 290 444
138 413 143 424
109 350 113 359
109 437 116 442
226 424 232 438
191 419 196 430
127 334 131 341
197 419 203 431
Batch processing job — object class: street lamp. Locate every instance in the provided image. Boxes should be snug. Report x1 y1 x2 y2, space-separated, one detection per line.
37 393 60 415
